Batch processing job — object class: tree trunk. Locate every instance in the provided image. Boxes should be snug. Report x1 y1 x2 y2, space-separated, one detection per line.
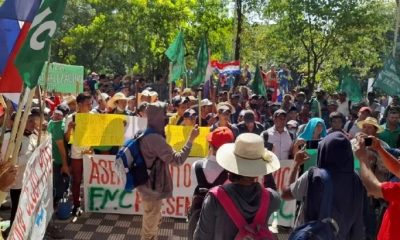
234 0 242 61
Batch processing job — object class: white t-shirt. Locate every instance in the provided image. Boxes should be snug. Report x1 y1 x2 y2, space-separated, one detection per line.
64 113 91 159
192 155 225 184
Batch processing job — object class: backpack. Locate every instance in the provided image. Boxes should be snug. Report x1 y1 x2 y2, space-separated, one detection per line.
289 168 339 240
187 161 228 240
116 128 157 192
209 185 274 240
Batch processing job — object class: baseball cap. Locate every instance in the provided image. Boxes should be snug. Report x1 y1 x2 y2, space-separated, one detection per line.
183 109 197 118
217 105 231 114
207 127 235 149
243 110 255 123
172 96 189 107
359 106 372 113
273 109 287 118
287 120 299 128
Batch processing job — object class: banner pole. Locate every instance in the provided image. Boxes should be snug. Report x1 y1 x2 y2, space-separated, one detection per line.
3 88 28 163
11 87 36 165
169 63 173 103
37 50 52 146
198 91 202 126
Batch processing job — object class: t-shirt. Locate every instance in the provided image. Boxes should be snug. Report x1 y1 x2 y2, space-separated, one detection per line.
290 171 309 226
378 182 400 240
378 124 400 148
48 120 65 165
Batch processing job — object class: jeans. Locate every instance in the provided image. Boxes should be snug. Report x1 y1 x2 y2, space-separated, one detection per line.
53 164 70 208
10 189 21 226
70 159 83 207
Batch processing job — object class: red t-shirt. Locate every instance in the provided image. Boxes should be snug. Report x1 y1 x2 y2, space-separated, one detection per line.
378 182 400 240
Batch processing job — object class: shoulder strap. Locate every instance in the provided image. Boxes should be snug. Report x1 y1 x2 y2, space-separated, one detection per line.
346 120 354 133
194 161 208 187
209 186 247 228
212 170 228 186
252 186 270 224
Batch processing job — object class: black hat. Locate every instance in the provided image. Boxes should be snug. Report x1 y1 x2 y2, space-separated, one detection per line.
172 96 189 107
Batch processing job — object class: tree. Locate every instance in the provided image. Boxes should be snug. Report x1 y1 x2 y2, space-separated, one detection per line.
264 0 395 94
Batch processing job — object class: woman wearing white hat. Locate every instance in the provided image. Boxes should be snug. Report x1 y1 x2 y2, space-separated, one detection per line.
193 133 281 239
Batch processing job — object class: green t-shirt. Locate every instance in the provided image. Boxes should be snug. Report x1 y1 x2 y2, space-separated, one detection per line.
378 124 400 148
48 120 65 165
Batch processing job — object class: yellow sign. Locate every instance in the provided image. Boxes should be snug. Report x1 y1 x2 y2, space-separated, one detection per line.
73 113 127 147
165 125 209 157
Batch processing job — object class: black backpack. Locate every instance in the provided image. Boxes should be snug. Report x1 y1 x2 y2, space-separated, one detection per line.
187 161 228 240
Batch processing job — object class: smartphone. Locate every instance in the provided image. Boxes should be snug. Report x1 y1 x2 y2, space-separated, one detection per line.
365 137 372 147
306 140 320 149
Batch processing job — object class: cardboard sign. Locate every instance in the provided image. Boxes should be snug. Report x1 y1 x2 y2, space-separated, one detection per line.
38 62 84 93
165 125 209 157
74 113 127 147
83 155 197 218
8 137 53 240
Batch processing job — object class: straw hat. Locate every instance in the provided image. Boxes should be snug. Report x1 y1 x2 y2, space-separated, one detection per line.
63 95 76 105
107 92 128 109
217 101 236 114
216 133 280 177
356 117 384 133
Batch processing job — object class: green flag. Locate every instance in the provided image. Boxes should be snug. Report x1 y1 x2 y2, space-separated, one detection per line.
339 67 362 103
373 55 400 96
251 66 266 96
191 36 209 87
15 0 67 89
165 31 185 83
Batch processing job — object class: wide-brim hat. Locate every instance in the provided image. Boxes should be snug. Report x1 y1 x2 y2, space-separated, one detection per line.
217 101 236 114
356 117 384 133
107 92 128 109
216 133 280 177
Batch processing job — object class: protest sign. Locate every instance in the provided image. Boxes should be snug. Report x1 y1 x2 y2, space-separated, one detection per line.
8 137 53 240
73 113 127 147
165 125 209 157
270 160 297 227
83 155 197 218
38 62 84 93
124 116 147 141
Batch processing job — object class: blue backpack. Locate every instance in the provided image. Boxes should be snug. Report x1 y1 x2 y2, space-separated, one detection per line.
116 128 157 191
289 167 339 240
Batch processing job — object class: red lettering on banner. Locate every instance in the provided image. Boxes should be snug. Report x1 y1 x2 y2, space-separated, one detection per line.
134 191 141 212
99 160 110 184
89 161 100 184
13 208 26 239
175 197 184 216
166 198 175 215
106 160 120 185
183 164 191 187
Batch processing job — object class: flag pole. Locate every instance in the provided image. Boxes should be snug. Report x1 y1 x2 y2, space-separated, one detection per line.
169 63 173 103
37 48 52 146
198 91 202 126
393 3 400 57
3 88 28 163
11 87 36 165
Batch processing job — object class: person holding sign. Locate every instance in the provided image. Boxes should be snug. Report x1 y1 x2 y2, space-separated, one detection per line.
64 93 92 217
137 101 199 240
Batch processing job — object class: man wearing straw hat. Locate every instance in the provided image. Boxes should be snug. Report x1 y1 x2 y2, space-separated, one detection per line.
194 133 281 239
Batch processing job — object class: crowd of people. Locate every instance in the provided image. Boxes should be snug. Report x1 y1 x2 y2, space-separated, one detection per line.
0 65 399 240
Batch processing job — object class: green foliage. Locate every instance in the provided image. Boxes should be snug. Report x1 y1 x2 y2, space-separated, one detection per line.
260 0 395 94
52 0 234 78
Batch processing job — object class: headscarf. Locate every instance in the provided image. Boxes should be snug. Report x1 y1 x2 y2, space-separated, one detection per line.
298 117 327 141
315 132 364 239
